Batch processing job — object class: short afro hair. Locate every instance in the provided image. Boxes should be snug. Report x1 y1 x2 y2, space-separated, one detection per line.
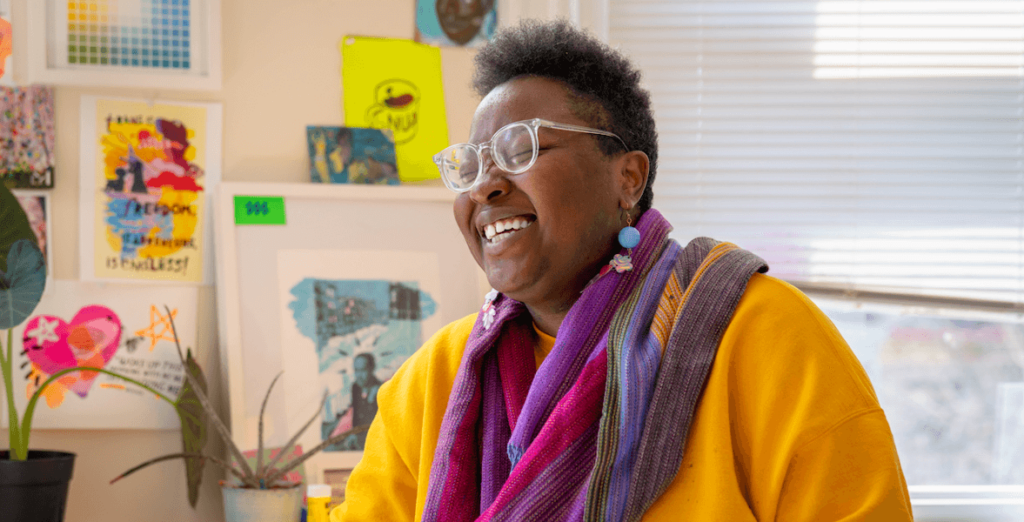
472 19 658 213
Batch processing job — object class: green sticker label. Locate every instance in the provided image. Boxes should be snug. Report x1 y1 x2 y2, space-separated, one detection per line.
234 196 286 225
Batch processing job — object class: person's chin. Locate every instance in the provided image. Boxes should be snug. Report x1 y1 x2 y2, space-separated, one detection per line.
485 271 531 302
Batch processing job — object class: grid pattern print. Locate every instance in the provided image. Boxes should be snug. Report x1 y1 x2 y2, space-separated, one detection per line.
66 0 191 69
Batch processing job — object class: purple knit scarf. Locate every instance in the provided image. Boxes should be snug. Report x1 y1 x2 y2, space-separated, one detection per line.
422 209 767 522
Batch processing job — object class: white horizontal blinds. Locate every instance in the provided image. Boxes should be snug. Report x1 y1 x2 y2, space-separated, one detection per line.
608 0 1024 303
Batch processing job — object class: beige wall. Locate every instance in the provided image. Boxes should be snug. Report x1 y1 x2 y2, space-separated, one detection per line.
5 0 480 520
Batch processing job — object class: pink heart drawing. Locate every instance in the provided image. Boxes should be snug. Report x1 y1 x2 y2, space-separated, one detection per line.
22 306 123 398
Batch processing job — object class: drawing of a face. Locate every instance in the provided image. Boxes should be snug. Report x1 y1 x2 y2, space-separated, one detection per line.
435 0 495 45
365 80 421 145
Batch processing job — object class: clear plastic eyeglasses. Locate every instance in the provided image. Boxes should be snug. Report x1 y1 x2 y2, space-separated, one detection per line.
432 118 628 193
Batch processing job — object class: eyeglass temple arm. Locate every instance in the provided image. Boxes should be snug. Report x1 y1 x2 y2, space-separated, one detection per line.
533 119 630 151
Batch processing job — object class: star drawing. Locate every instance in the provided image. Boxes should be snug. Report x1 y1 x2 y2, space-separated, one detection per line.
135 306 177 351
27 317 60 345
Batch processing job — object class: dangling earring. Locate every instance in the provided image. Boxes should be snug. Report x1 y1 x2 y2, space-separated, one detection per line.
610 212 639 273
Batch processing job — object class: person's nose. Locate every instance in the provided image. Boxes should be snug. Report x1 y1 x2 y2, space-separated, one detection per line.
469 146 511 203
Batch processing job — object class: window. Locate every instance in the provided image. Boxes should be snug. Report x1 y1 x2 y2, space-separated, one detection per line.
607 0 1024 518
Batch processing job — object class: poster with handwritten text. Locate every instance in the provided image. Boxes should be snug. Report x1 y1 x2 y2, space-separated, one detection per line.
341 37 448 183
0 281 197 430
79 97 222 284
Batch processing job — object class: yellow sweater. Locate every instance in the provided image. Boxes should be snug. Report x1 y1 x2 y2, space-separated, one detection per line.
331 275 913 521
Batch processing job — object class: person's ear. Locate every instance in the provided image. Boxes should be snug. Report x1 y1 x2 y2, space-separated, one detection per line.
617 150 649 210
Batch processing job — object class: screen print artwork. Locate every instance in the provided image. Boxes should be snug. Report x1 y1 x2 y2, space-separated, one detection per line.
91 99 209 282
289 279 437 451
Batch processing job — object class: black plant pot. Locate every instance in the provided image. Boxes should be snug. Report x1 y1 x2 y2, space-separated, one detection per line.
0 450 76 522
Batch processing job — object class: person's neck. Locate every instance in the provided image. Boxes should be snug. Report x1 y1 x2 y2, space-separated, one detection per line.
516 238 625 337
524 283 587 336
526 304 569 338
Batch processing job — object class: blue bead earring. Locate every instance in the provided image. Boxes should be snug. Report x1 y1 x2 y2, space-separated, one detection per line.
610 212 639 273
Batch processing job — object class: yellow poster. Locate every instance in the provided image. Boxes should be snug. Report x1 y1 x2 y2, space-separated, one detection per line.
341 36 448 183
87 98 217 283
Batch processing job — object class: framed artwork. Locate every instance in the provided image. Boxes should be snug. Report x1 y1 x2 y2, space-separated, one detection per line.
306 126 398 185
0 281 197 430
215 182 488 482
79 96 221 284
12 189 53 279
24 0 221 90
278 249 443 458
415 0 497 48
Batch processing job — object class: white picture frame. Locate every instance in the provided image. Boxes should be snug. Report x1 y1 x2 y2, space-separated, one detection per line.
24 0 221 90
215 182 489 481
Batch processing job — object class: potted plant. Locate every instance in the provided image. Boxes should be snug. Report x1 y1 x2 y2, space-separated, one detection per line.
109 306 369 522
2 182 365 521
0 182 209 521
0 181 68 522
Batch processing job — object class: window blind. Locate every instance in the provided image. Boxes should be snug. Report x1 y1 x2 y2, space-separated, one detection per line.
608 0 1024 304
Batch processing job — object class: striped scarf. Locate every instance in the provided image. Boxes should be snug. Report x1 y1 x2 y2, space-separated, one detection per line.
423 209 767 522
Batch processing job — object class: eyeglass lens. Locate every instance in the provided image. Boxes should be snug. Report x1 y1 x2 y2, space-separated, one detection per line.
444 123 537 190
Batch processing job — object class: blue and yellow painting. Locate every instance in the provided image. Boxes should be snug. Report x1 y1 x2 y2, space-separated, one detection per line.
306 126 399 185
289 279 436 450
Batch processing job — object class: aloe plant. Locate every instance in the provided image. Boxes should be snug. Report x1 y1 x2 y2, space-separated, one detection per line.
110 305 369 489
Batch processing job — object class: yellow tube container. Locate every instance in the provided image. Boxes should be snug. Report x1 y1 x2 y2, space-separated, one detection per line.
306 484 332 522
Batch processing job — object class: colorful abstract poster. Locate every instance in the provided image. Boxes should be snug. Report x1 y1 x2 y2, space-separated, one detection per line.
0 280 197 429
13 190 52 277
277 250 442 456
79 97 221 284
341 37 448 183
1 86 56 188
306 126 398 185
415 0 497 48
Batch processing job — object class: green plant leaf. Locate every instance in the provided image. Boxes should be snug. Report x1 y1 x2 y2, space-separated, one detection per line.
176 349 209 508
0 239 46 330
0 183 36 275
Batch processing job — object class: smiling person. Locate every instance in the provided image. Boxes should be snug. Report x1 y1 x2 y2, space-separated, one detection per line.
331 20 912 522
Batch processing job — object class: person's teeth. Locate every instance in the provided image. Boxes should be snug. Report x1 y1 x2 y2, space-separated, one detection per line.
484 217 536 244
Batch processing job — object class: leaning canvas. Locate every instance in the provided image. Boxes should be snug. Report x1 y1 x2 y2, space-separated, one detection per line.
306 126 398 185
